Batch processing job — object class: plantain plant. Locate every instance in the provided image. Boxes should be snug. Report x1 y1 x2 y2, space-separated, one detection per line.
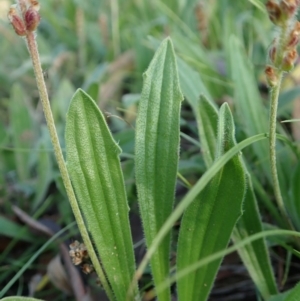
3 1 300 301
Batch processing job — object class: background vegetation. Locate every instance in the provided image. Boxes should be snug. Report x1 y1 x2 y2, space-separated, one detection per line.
1 0 300 300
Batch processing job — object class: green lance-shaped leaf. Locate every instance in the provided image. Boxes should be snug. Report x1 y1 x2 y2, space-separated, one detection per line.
9 84 35 181
177 103 246 301
232 174 278 299
65 89 138 301
195 95 218 168
284 281 300 301
135 38 183 301
180 71 276 297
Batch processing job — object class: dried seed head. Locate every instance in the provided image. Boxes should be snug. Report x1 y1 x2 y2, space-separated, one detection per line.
287 30 300 48
69 241 89 266
69 240 80 250
81 263 94 274
8 6 27 36
269 41 277 63
25 7 40 31
280 0 299 17
282 48 298 71
286 21 300 49
69 250 81 265
265 65 279 87
266 0 284 25
96 278 102 287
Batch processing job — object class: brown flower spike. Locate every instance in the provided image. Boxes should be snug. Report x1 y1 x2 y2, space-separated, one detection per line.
266 0 283 24
69 240 89 266
280 0 299 17
265 65 279 87
25 7 40 31
282 48 298 71
265 0 300 84
8 0 40 36
8 6 26 36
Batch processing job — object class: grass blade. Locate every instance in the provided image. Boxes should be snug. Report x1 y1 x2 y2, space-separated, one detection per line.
232 175 278 299
177 56 212 108
286 162 300 230
9 84 35 181
267 281 300 301
195 95 218 168
0 216 34 242
228 36 270 178
32 144 53 211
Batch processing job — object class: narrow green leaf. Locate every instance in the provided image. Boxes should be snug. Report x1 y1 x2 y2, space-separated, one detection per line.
246 0 266 13
181 63 277 296
65 89 138 301
232 175 278 299
268 282 300 301
267 292 290 301
0 121 7 146
156 230 299 298
177 59 217 167
86 82 99 102
51 79 75 123
135 37 183 301
281 119 300 123
285 282 300 301
9 84 35 181
195 95 218 168
177 56 212 109
136 134 267 282
0 223 74 298
32 144 53 211
286 162 300 230
228 36 270 178
177 103 246 301
0 216 34 242
82 63 107 91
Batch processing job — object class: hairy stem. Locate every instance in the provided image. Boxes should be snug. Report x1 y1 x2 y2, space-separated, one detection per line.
268 22 297 233
24 30 114 300
268 73 286 219
268 74 300 250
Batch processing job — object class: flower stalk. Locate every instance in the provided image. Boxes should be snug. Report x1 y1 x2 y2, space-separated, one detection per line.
8 1 114 299
265 0 300 231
